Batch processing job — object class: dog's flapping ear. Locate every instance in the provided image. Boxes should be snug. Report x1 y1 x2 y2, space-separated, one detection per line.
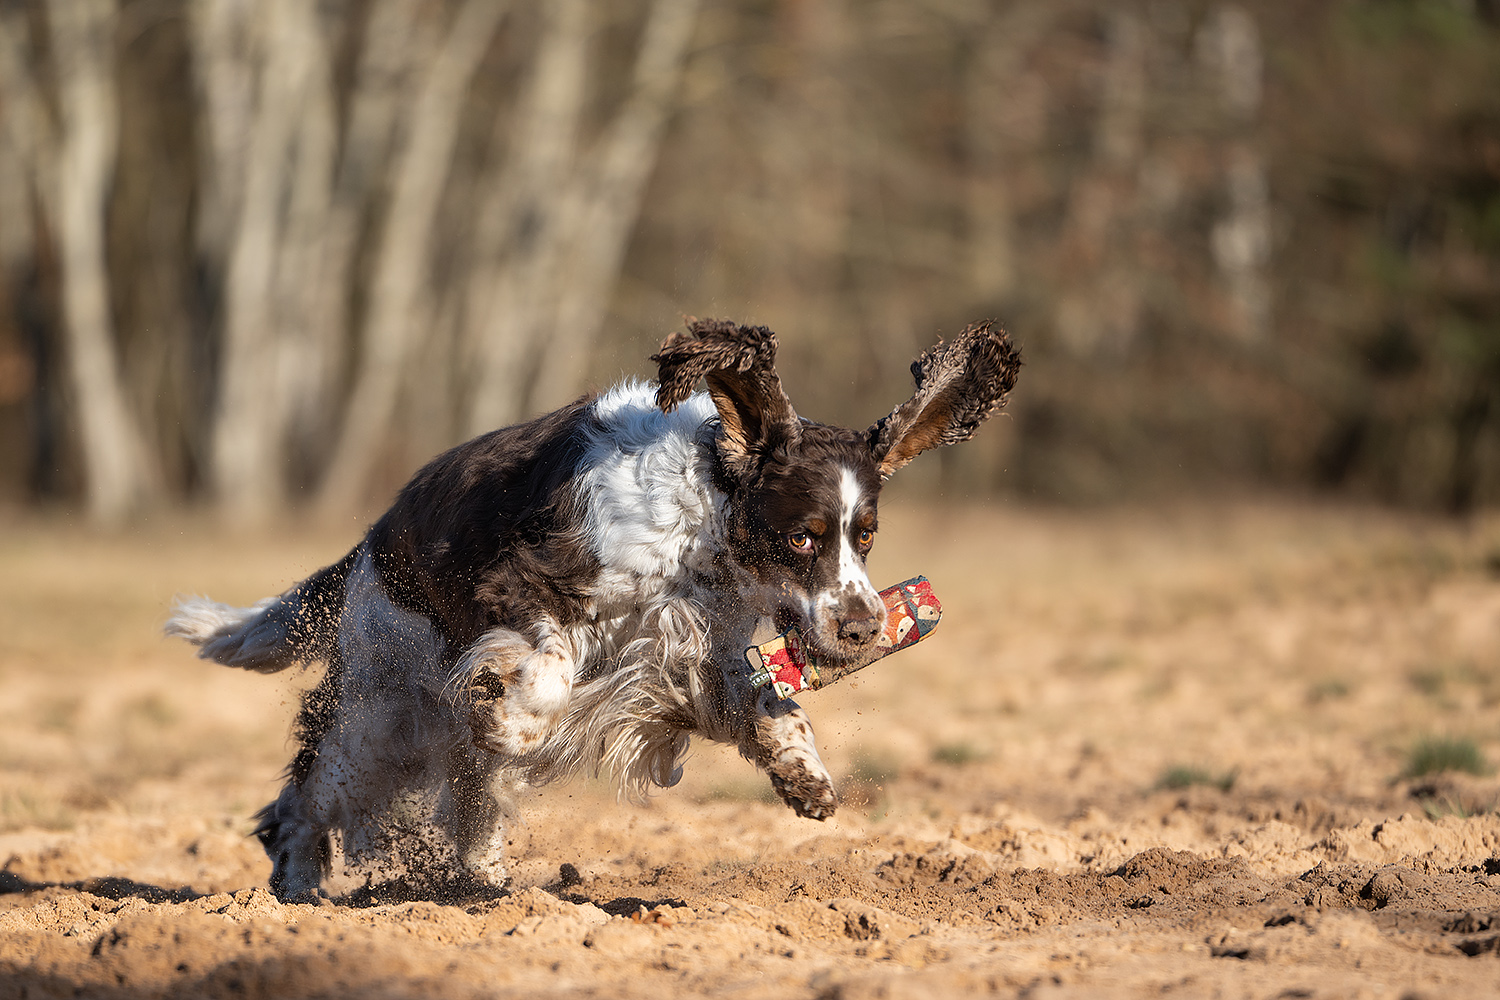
653 319 800 473
866 322 1021 480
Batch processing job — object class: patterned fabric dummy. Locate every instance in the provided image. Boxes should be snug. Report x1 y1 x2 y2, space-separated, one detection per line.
746 577 942 699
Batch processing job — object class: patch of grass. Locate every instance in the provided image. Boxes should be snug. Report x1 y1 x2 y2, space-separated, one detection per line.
930 741 987 767
125 692 179 727
0 791 77 832
1407 668 1446 697
849 750 901 785
62 783 112 812
1136 675 1175 702
700 779 779 805
1403 737 1489 779
1156 765 1237 793
1055 649 1131 677
1306 678 1352 704
1419 796 1480 821
38 696 82 733
1408 662 1486 702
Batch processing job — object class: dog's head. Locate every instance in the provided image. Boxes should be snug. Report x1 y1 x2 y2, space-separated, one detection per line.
654 319 1020 667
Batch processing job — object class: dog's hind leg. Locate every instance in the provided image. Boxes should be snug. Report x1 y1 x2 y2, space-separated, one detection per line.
437 745 511 888
253 657 344 903
259 694 434 901
250 621 423 903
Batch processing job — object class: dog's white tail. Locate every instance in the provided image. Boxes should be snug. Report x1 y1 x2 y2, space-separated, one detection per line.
166 547 358 673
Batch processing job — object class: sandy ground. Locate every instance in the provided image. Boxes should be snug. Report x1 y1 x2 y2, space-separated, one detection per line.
1 499 1499 999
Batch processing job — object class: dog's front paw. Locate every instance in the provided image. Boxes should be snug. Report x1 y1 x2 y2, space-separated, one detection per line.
768 764 838 820
471 692 554 756
463 632 575 756
749 692 838 819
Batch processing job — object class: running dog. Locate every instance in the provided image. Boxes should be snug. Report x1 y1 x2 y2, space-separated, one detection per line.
168 319 1020 901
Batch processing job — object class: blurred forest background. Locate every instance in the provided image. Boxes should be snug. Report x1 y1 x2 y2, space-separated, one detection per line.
0 0 1497 523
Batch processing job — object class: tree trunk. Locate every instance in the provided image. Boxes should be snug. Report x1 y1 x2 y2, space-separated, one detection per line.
1204 7 1269 344
464 0 700 433
0 9 45 262
188 0 254 271
297 0 427 474
464 0 591 437
531 0 703 410
47 0 158 523
315 0 509 514
207 0 332 521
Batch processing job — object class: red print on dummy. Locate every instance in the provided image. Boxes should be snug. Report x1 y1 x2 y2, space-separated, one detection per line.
745 577 942 699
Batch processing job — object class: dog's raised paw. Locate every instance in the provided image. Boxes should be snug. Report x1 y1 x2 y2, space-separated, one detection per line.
769 768 839 820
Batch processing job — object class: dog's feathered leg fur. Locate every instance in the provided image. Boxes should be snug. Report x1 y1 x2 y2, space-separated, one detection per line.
253 780 333 903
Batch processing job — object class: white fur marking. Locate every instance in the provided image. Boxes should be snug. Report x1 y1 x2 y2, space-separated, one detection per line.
451 624 577 755
340 553 448 694
816 466 879 615
577 383 722 593
836 466 866 590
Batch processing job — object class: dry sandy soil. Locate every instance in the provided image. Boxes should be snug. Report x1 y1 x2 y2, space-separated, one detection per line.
2 499 1499 999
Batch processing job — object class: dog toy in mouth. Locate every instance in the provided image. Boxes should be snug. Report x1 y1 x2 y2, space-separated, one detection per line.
746 576 942 700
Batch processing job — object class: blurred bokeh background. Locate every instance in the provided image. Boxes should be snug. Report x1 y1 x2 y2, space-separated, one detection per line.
0 0 1497 523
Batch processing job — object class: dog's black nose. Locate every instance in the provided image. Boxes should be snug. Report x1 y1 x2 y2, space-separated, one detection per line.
837 615 881 645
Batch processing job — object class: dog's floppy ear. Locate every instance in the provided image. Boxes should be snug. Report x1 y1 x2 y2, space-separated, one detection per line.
866 321 1021 480
653 319 800 473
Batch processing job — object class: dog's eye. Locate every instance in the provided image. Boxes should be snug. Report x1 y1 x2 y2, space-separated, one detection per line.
857 528 874 549
787 531 814 554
